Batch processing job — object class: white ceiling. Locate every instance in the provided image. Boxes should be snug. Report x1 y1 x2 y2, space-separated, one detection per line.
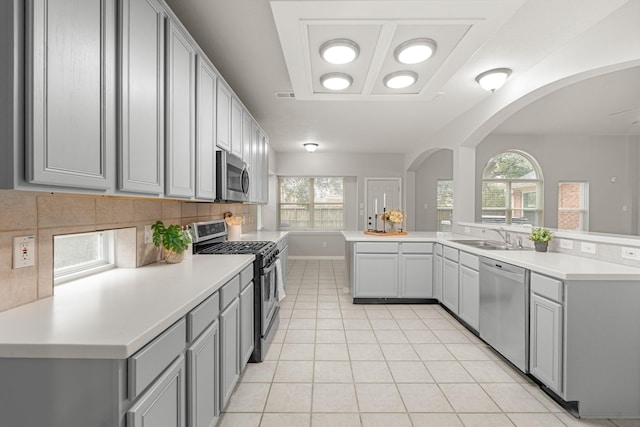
164 0 639 155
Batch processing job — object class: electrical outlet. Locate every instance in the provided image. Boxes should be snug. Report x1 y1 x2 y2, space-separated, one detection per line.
322 241 327 248
580 242 597 254
621 247 640 260
464 227 471 233
13 235 35 269
144 225 153 244
559 239 574 250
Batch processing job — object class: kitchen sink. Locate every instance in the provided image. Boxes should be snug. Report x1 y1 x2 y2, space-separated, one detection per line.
449 239 523 250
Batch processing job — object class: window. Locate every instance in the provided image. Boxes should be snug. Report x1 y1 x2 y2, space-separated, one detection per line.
558 182 589 231
481 150 543 226
54 230 115 285
436 180 453 231
278 177 344 230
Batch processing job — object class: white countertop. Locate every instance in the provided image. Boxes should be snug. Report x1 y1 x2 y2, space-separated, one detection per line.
238 230 288 243
342 231 640 281
0 254 253 359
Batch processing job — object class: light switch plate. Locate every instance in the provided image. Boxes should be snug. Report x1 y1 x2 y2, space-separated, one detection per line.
144 225 153 244
13 235 35 269
559 239 573 250
621 247 640 260
464 227 471 233
580 242 597 254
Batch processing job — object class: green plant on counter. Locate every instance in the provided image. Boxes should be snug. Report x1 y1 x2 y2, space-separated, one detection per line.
529 227 553 243
151 220 191 254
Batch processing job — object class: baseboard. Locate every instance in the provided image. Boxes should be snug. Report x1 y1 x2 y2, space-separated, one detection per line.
288 256 345 260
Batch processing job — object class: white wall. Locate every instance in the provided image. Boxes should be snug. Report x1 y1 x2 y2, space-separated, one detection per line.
273 152 405 256
476 134 640 235
413 149 453 231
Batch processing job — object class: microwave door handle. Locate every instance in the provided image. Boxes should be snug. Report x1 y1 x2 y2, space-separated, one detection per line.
242 168 250 195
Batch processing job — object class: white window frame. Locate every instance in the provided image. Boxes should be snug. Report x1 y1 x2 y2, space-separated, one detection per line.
436 179 453 232
54 230 116 285
558 181 589 231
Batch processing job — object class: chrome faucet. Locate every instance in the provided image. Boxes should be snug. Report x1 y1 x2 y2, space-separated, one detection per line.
482 227 511 246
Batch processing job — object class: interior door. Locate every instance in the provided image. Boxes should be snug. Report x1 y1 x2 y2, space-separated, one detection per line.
365 178 401 230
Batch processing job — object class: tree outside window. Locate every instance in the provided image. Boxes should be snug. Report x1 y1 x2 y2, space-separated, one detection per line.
279 177 344 230
436 180 453 231
481 151 543 226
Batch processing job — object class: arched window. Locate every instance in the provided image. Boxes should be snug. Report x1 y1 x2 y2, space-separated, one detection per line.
481 150 543 226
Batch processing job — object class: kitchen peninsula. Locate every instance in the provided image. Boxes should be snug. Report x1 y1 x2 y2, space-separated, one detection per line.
343 230 640 418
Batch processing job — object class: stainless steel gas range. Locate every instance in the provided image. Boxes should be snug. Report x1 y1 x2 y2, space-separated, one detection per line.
191 220 280 362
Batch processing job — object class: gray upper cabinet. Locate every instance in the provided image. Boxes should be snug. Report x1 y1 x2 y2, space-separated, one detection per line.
230 97 243 158
250 121 260 203
165 18 196 198
216 83 231 152
195 57 217 200
261 135 269 203
119 0 165 194
26 0 116 190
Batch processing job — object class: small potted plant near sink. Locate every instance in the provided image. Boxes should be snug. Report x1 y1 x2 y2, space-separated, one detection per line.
529 227 553 252
151 220 191 264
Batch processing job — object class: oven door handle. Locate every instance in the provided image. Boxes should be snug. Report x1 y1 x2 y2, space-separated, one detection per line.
262 261 277 275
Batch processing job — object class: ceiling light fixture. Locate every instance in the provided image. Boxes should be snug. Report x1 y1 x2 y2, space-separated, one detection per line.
304 143 318 152
383 71 418 89
394 38 437 64
320 39 360 65
475 68 512 92
320 73 353 91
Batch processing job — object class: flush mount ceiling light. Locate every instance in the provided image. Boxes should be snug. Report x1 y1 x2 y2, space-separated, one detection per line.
320 73 353 91
303 143 318 152
383 71 418 89
475 68 512 92
394 38 437 65
319 39 360 65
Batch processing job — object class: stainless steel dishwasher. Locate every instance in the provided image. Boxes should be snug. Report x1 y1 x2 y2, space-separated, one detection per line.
479 257 529 373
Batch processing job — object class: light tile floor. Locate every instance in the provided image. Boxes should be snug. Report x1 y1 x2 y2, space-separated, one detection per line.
219 259 639 427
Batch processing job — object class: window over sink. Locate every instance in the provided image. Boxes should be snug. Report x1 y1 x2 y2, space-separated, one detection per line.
278 177 344 230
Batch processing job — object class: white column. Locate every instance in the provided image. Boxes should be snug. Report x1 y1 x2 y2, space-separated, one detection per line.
452 146 476 232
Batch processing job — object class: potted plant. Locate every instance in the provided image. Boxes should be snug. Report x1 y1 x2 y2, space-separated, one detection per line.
529 227 552 252
151 220 191 263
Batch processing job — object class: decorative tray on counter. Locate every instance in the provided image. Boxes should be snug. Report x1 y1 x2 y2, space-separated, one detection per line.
364 230 408 236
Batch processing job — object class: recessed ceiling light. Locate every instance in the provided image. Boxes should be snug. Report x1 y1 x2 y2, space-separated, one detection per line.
394 38 437 65
320 73 353 91
383 71 418 89
320 39 360 65
303 143 318 152
475 68 512 92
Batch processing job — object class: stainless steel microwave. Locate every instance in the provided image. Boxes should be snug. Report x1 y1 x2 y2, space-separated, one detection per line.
216 151 249 202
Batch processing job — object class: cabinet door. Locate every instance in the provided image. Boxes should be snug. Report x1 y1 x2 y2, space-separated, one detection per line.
400 253 433 298
260 135 269 203
442 258 459 314
27 0 115 190
459 265 479 331
216 83 231 152
230 98 243 158
240 282 254 371
165 19 196 198
250 122 260 203
354 253 398 298
220 298 240 409
119 0 165 194
433 252 443 301
195 57 217 200
530 293 563 394
241 113 253 201
127 355 186 427
187 320 219 427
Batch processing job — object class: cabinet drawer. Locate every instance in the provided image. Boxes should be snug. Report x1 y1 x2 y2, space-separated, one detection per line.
402 242 433 254
128 318 186 399
531 273 563 303
443 246 459 262
356 242 399 253
240 264 254 289
435 244 443 256
187 292 220 342
459 252 479 271
220 275 241 309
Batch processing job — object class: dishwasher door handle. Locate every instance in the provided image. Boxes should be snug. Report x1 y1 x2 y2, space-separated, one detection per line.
481 264 525 283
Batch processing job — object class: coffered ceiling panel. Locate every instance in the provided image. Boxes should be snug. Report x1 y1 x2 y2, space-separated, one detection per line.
271 0 526 101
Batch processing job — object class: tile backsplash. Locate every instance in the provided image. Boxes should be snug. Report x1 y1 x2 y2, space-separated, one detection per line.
0 190 257 312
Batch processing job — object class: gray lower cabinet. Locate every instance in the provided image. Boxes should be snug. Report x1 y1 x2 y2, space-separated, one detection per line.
277 237 289 283
187 320 220 427
26 0 115 190
433 245 443 301
195 56 217 200
119 0 165 194
529 273 563 395
400 246 433 298
458 252 479 331
165 18 196 198
354 251 399 298
220 297 241 409
127 355 186 427
240 282 254 371
442 249 459 313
